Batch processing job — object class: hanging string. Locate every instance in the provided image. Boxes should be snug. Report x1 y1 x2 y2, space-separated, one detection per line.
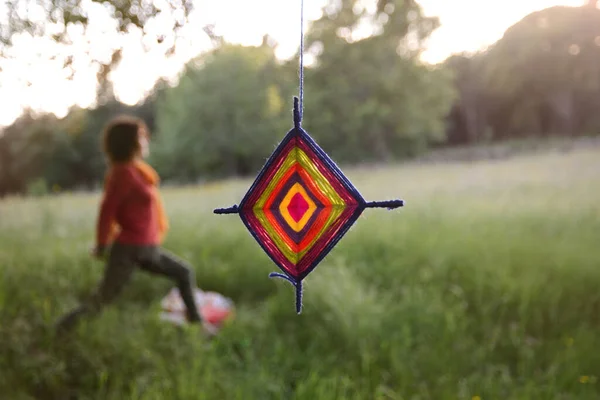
298 0 305 123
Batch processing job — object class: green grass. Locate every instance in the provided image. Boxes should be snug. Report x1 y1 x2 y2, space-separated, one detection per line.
1 146 599 399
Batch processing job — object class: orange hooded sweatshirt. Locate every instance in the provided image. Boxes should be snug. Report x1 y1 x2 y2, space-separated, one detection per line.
96 160 169 247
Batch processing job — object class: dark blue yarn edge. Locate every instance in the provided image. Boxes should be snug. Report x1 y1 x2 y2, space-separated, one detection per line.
238 109 301 210
296 126 366 206
268 272 304 314
296 204 365 282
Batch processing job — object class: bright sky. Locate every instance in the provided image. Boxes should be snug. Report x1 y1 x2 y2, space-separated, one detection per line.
0 0 588 127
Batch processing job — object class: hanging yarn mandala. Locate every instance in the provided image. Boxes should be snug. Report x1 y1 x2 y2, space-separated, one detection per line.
214 99 404 313
213 1 404 314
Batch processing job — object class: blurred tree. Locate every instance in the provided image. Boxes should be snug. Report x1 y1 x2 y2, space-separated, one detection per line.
9 1 600 196
444 53 487 145
42 108 89 190
0 91 162 196
152 42 295 181
0 112 61 195
1 0 196 102
301 0 456 162
480 5 600 138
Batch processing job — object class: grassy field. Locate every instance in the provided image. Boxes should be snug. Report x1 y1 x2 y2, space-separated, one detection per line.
1 146 599 399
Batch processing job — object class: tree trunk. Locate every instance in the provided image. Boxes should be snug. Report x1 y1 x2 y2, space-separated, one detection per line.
548 90 575 136
372 129 393 162
463 105 479 143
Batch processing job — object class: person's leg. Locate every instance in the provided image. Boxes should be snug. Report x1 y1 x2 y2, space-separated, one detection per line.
137 247 202 323
55 243 137 333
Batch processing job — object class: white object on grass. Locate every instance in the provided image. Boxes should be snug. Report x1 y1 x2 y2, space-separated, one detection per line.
159 287 235 331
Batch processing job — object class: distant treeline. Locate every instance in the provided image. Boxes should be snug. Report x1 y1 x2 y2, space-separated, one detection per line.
1 3 599 197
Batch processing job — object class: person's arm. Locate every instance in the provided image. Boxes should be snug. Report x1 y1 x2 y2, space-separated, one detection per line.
96 167 133 251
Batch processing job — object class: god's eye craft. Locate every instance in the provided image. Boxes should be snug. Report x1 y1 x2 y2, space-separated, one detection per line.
213 1 404 314
214 100 404 314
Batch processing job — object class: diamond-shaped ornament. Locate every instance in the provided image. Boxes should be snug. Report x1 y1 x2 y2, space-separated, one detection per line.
214 98 404 313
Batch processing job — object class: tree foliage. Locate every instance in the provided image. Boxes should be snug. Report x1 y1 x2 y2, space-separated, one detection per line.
1 0 196 101
151 42 296 181
445 5 600 141
0 100 157 196
3 2 600 197
302 0 455 161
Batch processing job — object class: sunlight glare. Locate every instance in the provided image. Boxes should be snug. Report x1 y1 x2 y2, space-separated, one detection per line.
0 0 591 126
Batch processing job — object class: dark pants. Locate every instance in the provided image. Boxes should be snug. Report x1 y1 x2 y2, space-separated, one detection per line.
56 243 202 332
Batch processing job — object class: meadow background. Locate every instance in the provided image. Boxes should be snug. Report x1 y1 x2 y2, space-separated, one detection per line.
2 0 600 399
1 142 600 399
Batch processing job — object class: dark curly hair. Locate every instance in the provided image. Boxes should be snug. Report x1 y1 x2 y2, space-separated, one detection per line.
102 115 149 163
